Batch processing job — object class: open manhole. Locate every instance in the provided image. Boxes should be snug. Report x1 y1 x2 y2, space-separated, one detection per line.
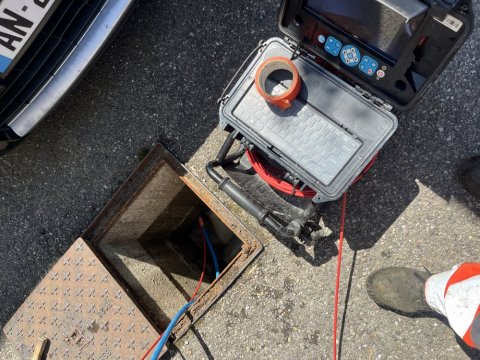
4 145 262 359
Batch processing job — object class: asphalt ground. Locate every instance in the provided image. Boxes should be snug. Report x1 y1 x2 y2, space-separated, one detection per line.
0 0 479 359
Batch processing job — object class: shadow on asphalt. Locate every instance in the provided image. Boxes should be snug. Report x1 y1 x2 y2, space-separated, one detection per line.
278 102 480 264
456 334 480 359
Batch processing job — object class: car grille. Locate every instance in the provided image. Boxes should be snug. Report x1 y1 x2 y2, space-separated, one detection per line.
0 0 107 130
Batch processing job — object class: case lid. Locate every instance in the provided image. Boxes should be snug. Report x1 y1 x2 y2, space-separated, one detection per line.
278 0 473 110
220 38 398 203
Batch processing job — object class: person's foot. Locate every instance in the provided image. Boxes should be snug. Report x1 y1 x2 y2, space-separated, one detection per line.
459 156 480 198
366 267 433 315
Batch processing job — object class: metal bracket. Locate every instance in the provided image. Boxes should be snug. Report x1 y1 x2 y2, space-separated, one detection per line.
354 85 393 112
289 39 303 60
283 172 301 196
286 37 308 61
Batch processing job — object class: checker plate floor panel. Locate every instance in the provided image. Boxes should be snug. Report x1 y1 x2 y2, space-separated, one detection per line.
3 238 159 360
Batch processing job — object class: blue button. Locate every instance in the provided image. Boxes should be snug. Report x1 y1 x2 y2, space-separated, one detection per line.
359 55 379 76
325 36 343 57
318 35 326 44
340 45 361 67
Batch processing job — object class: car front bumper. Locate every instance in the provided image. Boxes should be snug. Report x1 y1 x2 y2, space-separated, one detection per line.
7 0 136 138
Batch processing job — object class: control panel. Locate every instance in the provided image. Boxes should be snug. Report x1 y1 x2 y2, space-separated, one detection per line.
318 34 386 80
279 0 473 110
359 56 379 77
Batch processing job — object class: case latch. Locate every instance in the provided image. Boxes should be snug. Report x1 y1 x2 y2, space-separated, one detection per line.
354 86 393 112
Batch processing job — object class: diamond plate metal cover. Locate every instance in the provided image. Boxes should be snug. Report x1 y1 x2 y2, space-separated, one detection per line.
3 238 159 360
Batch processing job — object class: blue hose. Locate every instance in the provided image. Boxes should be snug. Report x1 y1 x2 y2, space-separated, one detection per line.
150 299 196 360
200 222 220 278
150 219 220 359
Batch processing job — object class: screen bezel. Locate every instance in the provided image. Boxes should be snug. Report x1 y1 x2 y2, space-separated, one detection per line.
277 0 472 111
302 0 416 65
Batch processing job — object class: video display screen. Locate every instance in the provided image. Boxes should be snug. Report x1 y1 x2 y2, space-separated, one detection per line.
304 0 426 62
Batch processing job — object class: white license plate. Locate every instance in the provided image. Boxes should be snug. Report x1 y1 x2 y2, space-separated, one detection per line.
0 0 56 74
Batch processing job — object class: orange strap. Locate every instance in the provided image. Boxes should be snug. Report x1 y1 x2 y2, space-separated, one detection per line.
442 263 480 349
444 263 480 297
255 56 301 111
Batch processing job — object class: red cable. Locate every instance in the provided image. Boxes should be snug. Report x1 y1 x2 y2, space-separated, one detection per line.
246 149 378 198
139 225 207 360
333 192 347 360
246 149 317 197
248 148 372 360
142 151 373 360
140 333 163 360
191 217 208 301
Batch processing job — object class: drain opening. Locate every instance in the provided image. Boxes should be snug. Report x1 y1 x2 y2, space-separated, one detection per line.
98 177 243 330
138 186 243 304
86 146 262 344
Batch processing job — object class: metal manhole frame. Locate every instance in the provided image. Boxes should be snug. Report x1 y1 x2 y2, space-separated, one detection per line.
82 143 264 342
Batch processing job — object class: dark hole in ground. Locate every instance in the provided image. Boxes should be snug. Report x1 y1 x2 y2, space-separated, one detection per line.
139 186 244 301
97 173 243 331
